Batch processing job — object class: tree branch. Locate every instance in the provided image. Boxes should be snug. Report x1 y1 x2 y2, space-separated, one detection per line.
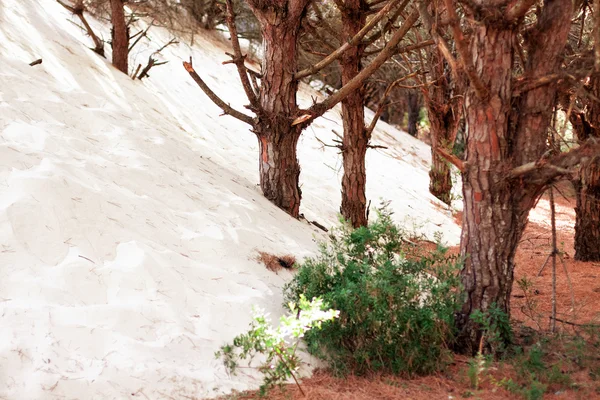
295 0 404 80
505 0 537 22
366 72 419 137
57 0 105 57
443 0 487 98
418 1 460 83
508 139 600 184
294 2 428 126
224 0 260 111
183 58 255 126
435 146 465 172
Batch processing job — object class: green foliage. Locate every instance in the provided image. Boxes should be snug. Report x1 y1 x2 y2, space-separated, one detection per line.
284 207 462 376
471 303 513 355
215 295 339 397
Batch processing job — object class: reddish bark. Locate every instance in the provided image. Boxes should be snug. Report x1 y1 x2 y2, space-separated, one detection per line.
570 77 600 262
247 1 309 217
454 0 572 353
339 0 368 228
574 157 600 261
110 0 128 74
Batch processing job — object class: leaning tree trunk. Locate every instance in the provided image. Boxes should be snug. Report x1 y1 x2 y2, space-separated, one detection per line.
254 15 304 217
455 0 571 354
406 90 420 137
339 0 368 228
110 0 128 74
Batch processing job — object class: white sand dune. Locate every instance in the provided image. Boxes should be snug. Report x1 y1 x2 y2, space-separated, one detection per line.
0 1 460 398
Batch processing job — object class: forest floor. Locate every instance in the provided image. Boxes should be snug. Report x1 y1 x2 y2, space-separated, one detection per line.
218 181 600 400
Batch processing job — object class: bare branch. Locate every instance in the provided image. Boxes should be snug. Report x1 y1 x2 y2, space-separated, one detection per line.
417 1 460 83
183 59 254 126
295 0 404 80
57 0 105 57
294 2 428 126
508 139 600 184
505 0 537 22
366 71 419 137
443 0 487 98
435 146 465 172
223 0 260 111
128 20 153 53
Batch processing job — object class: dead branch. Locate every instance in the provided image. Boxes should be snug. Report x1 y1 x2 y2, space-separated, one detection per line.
29 59 43 66
513 73 576 96
137 38 178 80
183 58 254 126
366 71 419 137
362 0 408 47
224 0 259 111
56 0 105 57
434 146 465 172
131 63 142 79
128 20 153 53
295 0 404 80
443 0 487 99
417 2 460 83
508 139 600 183
294 2 428 127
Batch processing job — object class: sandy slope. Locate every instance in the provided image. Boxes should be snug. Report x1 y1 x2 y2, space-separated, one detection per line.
0 1 459 398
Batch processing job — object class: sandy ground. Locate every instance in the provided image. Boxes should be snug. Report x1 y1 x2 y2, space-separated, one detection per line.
0 1 461 398
224 181 600 400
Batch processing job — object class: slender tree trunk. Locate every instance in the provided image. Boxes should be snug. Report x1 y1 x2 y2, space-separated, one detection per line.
253 13 305 217
456 0 571 353
406 90 420 137
339 0 368 228
110 0 129 74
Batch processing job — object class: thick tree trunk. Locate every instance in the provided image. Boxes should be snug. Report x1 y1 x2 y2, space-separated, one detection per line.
456 0 571 353
574 157 600 261
110 0 128 74
456 27 521 353
339 0 368 228
253 11 305 217
406 90 420 137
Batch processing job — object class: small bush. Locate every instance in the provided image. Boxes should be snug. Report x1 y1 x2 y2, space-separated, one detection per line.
283 207 462 376
215 295 339 397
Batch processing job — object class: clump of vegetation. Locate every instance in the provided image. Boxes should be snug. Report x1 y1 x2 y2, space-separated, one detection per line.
215 295 339 397
284 207 462 376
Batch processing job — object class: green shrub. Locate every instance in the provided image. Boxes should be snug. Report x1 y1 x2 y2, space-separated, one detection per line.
284 207 462 376
215 295 339 397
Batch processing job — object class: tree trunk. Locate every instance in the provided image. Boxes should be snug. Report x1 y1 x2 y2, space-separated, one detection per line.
429 152 452 205
570 77 600 261
424 42 462 206
574 156 600 261
110 0 129 74
406 90 420 137
339 0 368 228
252 9 305 217
455 0 571 354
